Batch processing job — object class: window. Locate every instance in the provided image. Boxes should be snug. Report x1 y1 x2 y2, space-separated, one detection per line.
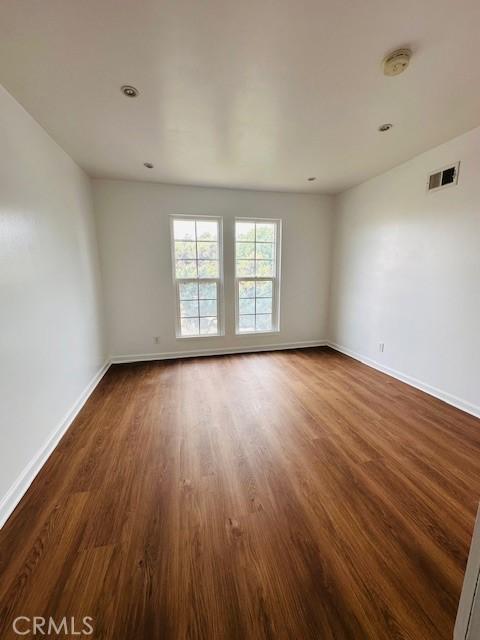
235 218 281 334
170 216 223 337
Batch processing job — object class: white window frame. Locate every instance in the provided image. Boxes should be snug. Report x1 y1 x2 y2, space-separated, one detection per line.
170 215 224 339
234 217 282 335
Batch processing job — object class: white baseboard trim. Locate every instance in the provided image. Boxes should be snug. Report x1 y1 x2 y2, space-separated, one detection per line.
0 360 111 529
111 340 328 364
327 341 480 419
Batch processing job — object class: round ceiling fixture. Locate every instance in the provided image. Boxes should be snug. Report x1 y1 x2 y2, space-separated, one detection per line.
121 85 139 98
307 177 316 181
144 162 154 169
378 123 393 132
383 48 412 76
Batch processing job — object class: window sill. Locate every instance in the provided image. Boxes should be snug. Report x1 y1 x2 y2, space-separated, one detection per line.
176 333 224 340
235 330 281 336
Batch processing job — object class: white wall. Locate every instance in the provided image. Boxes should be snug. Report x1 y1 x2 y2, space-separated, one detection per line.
0 85 106 524
330 126 480 415
93 180 333 359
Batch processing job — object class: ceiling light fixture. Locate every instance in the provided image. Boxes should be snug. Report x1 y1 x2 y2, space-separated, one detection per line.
378 123 393 132
144 162 154 169
307 177 316 181
121 85 139 98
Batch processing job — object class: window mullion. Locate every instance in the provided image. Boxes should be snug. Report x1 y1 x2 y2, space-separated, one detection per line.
194 220 199 279
193 225 199 335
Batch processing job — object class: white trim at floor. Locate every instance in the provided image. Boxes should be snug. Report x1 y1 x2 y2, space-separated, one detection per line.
0 360 111 529
328 341 480 419
110 340 327 364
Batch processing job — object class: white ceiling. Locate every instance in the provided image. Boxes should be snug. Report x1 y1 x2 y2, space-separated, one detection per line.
1 0 480 194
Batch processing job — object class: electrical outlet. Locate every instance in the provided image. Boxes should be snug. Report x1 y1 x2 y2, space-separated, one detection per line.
379 343 385 353
153 336 161 344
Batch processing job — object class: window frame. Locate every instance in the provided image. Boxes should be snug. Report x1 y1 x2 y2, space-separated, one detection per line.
234 217 282 335
170 214 224 339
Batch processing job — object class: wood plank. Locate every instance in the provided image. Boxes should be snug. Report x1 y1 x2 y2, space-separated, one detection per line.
0 348 479 639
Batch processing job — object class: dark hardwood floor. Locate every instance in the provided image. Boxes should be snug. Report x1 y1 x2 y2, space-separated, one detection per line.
0 347 479 639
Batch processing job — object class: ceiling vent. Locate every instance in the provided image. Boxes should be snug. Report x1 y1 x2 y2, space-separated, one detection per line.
427 162 460 192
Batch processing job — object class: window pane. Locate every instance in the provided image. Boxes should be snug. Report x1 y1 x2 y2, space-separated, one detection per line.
175 240 196 260
236 222 255 241
197 260 218 278
199 299 216 316
236 242 255 260
239 298 255 315
256 314 272 331
199 282 216 299
174 219 196 240
239 281 255 298
256 297 272 314
181 317 199 336
179 282 198 300
237 260 255 277
196 220 217 241
200 317 218 335
180 300 199 317
197 241 218 260
176 260 197 278
256 223 275 242
172 218 222 338
255 243 274 260
255 281 272 297
255 260 273 277
234 221 279 336
239 315 255 332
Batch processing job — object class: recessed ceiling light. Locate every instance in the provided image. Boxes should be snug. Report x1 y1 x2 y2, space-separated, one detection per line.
307 177 316 181
378 123 393 132
144 162 154 169
121 85 139 98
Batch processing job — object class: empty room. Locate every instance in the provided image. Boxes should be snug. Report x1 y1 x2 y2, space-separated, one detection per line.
1 1 480 639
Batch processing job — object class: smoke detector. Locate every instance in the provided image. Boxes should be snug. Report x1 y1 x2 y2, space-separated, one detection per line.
383 48 412 76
